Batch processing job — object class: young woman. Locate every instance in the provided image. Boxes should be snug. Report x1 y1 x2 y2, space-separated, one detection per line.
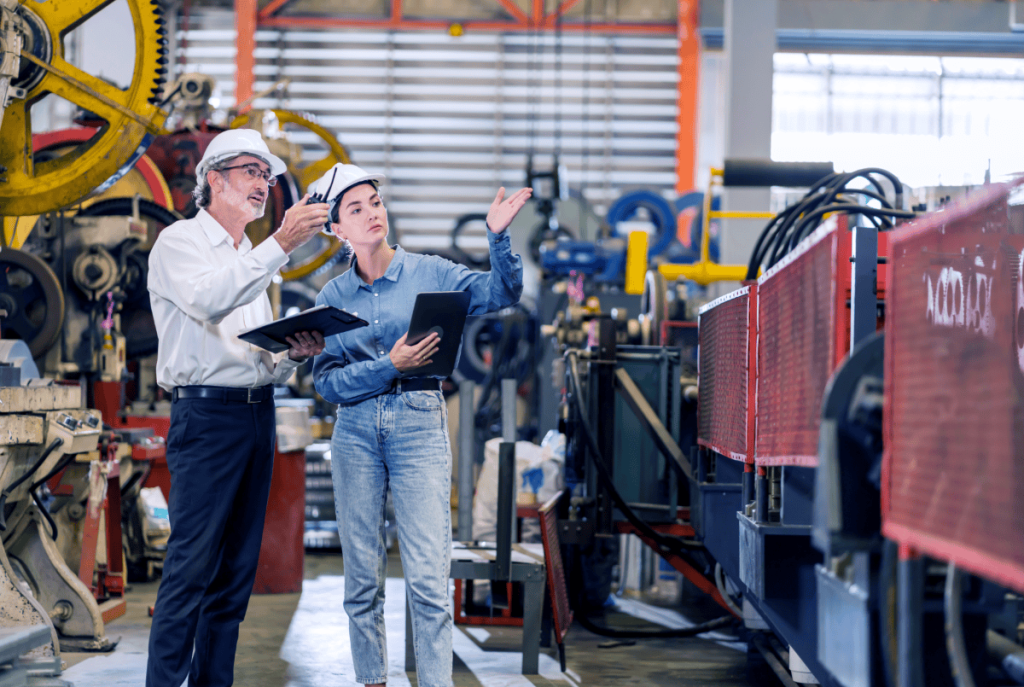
311 163 530 687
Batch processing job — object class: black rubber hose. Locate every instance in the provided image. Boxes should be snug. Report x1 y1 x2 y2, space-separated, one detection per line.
762 190 836 270
565 351 706 556
30 488 58 541
0 438 64 531
783 188 895 254
778 205 916 265
746 203 800 280
29 451 77 493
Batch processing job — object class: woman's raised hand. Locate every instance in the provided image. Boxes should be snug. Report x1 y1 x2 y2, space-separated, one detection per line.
486 187 533 234
389 332 441 372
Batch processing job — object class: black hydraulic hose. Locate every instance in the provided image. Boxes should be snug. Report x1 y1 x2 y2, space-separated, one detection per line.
784 189 894 254
825 168 905 208
779 204 916 264
565 351 705 555
30 488 58 541
29 451 77 493
576 607 736 639
763 190 835 269
746 204 799 280
0 438 64 531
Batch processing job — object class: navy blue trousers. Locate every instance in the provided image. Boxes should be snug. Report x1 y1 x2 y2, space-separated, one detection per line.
146 394 276 687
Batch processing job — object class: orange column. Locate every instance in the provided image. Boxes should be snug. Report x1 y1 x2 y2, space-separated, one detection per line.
236 0 258 112
676 0 700 193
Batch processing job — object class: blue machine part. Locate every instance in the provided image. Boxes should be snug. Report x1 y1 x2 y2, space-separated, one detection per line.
672 192 722 263
538 240 626 281
606 189 677 258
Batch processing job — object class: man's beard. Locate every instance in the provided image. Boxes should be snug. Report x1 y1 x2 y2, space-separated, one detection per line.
221 184 266 220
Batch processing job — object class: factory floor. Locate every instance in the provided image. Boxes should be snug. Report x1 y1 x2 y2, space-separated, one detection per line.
59 552 778 687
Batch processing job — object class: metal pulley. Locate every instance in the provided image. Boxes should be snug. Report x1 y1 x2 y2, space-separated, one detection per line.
0 247 64 357
71 245 118 298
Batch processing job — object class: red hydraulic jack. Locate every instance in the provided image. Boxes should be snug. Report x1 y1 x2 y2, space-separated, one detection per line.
77 435 127 623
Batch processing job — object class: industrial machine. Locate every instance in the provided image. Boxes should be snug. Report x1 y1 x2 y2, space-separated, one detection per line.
0 0 173 681
554 157 1024 686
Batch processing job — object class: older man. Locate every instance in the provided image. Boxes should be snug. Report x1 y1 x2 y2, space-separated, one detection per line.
146 129 329 687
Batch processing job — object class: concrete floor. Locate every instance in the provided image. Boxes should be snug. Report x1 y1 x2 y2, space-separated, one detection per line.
59 553 776 686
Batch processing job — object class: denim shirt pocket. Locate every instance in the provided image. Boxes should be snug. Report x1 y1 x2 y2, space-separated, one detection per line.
401 390 444 411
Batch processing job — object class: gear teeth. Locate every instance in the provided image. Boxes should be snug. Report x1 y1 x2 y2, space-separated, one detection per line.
157 56 169 66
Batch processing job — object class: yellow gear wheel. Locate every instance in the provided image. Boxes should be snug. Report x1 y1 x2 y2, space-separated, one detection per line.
0 0 169 216
230 109 351 192
230 109 352 280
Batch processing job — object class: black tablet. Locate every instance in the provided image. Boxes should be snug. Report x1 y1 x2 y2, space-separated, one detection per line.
239 305 368 353
405 291 472 378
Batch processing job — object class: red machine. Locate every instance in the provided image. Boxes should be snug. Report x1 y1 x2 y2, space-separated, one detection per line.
883 179 1024 593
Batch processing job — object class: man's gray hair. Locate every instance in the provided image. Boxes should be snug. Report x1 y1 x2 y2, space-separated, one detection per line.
191 158 233 209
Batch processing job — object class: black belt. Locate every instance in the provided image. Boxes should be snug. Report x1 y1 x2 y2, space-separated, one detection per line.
385 378 440 394
172 384 274 404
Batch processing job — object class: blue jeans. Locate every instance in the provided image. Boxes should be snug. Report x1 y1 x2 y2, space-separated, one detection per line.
331 389 453 686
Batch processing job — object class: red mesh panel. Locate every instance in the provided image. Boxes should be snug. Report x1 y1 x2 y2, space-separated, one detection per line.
697 287 751 462
755 220 839 467
884 179 1024 593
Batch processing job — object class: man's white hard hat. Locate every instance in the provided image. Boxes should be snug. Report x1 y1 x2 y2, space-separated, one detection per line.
195 129 288 181
309 163 387 235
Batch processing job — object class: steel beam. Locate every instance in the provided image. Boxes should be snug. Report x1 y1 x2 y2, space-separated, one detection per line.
676 0 700 193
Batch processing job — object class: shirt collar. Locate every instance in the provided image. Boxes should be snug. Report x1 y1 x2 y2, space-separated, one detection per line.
342 245 406 295
196 209 253 252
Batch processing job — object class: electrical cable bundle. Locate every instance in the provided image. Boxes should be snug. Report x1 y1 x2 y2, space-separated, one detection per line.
746 167 916 280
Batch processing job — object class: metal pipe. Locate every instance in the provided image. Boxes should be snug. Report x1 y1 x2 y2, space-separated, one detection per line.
501 378 516 443
495 441 515 581
898 552 925 687
755 467 768 523
743 463 754 506
944 564 976 687
501 378 517 544
457 380 475 542
988 630 1024 685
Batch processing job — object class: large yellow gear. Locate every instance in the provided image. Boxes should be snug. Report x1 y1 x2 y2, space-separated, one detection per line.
0 0 169 216
230 109 351 191
230 109 353 280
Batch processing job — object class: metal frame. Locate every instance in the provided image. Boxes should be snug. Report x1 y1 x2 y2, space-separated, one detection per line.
232 0 695 194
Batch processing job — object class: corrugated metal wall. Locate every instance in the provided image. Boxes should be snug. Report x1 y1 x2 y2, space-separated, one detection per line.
176 9 680 253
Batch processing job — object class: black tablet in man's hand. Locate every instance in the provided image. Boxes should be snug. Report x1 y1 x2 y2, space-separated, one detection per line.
239 305 367 353
406 291 472 378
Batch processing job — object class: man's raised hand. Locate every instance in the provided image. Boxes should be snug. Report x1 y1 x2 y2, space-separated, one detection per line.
274 194 331 254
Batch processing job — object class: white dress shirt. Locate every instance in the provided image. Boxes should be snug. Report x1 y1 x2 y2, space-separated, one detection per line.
148 209 300 391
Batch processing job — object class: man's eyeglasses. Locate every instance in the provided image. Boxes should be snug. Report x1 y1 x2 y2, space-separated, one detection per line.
219 163 278 186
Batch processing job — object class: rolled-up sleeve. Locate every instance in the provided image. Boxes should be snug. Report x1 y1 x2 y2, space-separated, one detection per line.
438 228 523 314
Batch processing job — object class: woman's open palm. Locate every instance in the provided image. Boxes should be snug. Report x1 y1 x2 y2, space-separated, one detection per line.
486 187 533 234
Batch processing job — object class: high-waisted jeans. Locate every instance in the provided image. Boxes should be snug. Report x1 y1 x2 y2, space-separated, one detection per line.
331 389 453 686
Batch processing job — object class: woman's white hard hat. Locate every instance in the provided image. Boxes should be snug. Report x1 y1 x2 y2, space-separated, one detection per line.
195 129 288 181
310 163 387 235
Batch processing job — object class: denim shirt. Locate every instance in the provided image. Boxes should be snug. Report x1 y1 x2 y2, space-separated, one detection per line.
313 229 523 405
